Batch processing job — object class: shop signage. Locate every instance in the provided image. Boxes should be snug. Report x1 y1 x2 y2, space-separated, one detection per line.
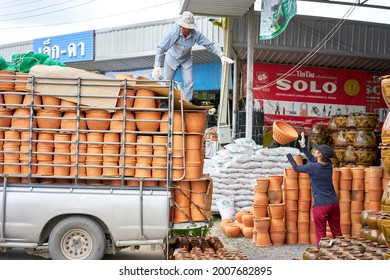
33 30 94 63
249 63 386 127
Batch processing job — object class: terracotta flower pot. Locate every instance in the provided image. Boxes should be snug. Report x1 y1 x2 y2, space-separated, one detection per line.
110 110 136 132
133 89 157 109
59 99 77 112
11 108 37 129
85 109 111 131
116 88 135 109
255 178 269 192
224 224 241 238
0 109 12 129
272 120 298 145
60 111 87 132
184 111 206 133
269 203 285 219
253 204 268 218
36 109 62 132
135 111 161 132
160 111 185 132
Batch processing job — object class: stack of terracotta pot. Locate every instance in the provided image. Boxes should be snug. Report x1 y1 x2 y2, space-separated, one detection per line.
330 165 387 238
253 178 271 246
284 167 299 244
297 172 311 244
339 167 352 237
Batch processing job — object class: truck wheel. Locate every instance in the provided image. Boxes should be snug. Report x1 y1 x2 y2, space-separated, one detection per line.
48 216 106 260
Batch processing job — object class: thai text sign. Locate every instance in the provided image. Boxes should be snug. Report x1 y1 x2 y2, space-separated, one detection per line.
34 30 94 63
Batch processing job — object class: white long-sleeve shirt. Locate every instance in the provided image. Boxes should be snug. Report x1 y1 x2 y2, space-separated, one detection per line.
154 25 223 70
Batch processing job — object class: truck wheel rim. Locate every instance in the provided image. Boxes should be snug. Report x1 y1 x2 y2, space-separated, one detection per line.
61 229 93 259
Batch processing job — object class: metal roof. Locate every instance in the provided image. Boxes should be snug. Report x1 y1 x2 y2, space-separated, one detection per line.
180 0 256 17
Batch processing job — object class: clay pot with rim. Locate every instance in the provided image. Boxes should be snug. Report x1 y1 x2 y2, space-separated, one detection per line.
253 217 271 233
269 203 285 219
133 89 157 109
135 111 161 132
242 227 254 238
235 210 249 224
0 70 15 92
160 111 186 132
253 204 268 218
110 110 136 132
85 109 111 131
224 224 241 238
36 109 62 132
255 178 269 192
60 111 87 132
272 120 298 145
0 109 12 129
184 111 206 133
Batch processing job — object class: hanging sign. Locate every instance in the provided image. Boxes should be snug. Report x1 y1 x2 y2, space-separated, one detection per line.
259 0 297 40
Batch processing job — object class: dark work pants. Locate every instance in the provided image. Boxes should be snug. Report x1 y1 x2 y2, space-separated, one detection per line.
312 202 342 246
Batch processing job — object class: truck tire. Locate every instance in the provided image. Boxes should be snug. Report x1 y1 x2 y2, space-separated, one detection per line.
48 216 106 260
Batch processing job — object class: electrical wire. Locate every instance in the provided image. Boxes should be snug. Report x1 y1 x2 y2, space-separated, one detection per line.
255 0 359 91
0 0 178 29
0 0 46 9
0 0 95 21
0 0 80 17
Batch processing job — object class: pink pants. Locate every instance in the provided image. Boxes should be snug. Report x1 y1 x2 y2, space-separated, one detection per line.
312 202 342 246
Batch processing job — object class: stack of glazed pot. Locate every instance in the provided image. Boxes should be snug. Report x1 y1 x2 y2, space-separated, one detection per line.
329 113 379 167
302 209 390 260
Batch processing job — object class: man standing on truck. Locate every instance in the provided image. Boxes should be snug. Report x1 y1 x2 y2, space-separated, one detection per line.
152 11 234 103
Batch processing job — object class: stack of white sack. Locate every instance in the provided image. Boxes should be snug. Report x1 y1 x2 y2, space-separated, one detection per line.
203 138 302 213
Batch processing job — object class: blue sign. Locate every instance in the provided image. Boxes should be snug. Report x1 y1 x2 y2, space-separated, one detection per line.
33 30 94 63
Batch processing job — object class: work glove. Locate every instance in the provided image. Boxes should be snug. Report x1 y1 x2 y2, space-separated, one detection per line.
221 55 234 64
298 132 306 148
152 67 161 80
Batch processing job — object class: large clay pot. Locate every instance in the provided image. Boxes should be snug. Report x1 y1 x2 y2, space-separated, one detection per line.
381 75 390 108
355 113 378 130
85 110 111 131
60 111 87 132
135 111 161 132
0 109 12 129
269 203 285 219
36 109 62 132
133 89 157 109
224 224 241 238
116 88 135 109
11 108 37 128
110 110 136 132
0 70 15 92
184 111 206 133
160 111 186 132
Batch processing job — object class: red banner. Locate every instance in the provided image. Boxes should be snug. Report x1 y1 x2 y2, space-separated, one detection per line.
243 63 388 127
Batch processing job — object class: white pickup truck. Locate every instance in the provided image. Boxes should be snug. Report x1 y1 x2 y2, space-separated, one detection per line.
0 67 212 259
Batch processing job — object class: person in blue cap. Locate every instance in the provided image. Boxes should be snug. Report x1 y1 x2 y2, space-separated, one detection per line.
286 132 342 246
152 11 234 103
